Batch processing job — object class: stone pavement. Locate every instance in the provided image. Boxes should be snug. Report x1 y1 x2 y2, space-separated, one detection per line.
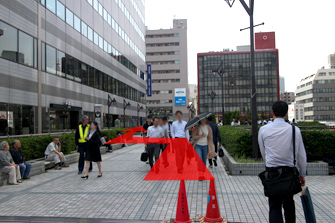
0 144 334 222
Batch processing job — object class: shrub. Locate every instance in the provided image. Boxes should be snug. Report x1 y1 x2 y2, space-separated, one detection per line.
294 121 325 126
0 129 125 161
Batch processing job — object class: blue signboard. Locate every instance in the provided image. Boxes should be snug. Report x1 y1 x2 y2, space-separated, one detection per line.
175 97 187 105
147 64 152 97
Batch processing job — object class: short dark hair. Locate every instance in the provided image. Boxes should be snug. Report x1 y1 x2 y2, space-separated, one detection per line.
207 115 213 121
272 101 288 118
152 117 158 122
162 117 168 121
175 111 182 115
147 115 153 119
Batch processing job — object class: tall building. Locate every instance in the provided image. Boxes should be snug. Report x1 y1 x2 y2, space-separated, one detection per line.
295 57 335 122
328 53 335 69
280 76 285 92
146 19 189 120
280 92 295 104
197 32 279 120
0 0 146 135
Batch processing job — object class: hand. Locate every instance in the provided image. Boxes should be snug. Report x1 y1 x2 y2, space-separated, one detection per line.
59 154 63 160
76 146 78 151
58 142 61 146
85 137 89 141
201 133 206 138
300 176 306 186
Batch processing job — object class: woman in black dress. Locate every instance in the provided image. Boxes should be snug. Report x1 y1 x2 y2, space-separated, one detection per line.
81 122 102 179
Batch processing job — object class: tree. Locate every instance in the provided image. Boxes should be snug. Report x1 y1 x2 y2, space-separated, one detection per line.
260 109 266 120
211 113 217 124
246 107 251 121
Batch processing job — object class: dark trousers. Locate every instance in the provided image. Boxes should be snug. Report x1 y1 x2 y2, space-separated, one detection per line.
208 143 218 166
104 144 112 151
147 144 161 168
269 195 295 223
78 143 92 172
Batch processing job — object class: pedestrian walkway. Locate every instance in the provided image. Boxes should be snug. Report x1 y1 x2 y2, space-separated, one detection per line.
0 144 334 222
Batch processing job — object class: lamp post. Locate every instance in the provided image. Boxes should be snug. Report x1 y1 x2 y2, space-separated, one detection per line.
207 91 217 113
123 99 130 128
137 103 143 127
107 95 117 129
212 61 225 125
225 0 258 158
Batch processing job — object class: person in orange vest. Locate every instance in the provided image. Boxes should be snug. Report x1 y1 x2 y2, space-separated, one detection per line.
75 115 92 174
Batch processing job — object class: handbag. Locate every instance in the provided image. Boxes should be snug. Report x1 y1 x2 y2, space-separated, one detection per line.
140 149 148 162
258 125 302 197
218 146 224 157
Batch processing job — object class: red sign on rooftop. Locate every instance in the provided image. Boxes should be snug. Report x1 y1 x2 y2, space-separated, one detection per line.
255 32 276 50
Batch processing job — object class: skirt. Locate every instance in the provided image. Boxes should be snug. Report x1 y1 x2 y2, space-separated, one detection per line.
86 146 102 162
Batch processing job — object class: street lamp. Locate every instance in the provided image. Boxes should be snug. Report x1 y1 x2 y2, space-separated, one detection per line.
207 91 217 113
224 0 259 158
107 95 117 129
212 61 225 125
137 103 143 127
123 99 130 128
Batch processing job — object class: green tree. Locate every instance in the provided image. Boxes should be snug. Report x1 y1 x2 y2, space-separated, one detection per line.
211 113 217 124
260 109 266 120
246 107 251 120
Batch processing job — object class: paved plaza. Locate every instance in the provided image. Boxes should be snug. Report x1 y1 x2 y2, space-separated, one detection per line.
0 144 334 222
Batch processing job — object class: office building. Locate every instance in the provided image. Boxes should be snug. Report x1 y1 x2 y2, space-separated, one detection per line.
146 19 189 120
280 92 295 104
197 32 279 120
295 55 335 122
280 76 285 92
0 0 146 135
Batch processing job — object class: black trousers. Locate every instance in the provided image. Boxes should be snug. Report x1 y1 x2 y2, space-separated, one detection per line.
78 143 92 172
208 143 218 166
147 144 161 168
269 195 295 223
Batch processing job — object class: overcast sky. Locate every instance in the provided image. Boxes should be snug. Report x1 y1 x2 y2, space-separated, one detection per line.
145 0 335 92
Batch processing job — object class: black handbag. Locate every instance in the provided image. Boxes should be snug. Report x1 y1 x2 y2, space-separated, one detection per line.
258 125 302 197
140 150 148 162
218 146 224 157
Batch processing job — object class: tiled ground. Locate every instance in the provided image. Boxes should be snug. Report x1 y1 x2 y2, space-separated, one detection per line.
0 144 334 222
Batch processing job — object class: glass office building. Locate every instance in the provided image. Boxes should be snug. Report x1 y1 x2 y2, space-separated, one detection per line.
0 0 146 135
197 49 279 120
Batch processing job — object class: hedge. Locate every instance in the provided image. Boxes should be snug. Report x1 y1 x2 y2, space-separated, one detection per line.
219 126 335 160
0 129 125 161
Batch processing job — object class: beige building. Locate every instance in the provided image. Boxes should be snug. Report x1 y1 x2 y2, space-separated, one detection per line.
280 92 295 104
146 19 189 120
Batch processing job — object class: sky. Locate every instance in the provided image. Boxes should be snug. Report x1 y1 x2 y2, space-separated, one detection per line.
145 0 335 92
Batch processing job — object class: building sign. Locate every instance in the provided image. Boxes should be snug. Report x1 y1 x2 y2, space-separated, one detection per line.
175 88 187 106
147 64 152 97
0 111 13 128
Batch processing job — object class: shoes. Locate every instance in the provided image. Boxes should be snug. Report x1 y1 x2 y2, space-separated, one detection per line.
97 173 103 177
23 176 30 180
17 180 23 183
81 175 89 179
54 164 62 170
209 165 213 168
62 162 69 168
78 171 83 175
213 159 218 167
9 183 19 185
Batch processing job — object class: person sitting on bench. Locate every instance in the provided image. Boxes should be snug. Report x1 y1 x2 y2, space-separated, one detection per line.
100 134 112 153
44 138 69 170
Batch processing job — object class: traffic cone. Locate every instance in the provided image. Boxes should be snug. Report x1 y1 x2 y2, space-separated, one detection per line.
204 179 223 223
175 179 191 223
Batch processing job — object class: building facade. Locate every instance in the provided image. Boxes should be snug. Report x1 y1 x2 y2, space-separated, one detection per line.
0 0 146 135
295 60 335 122
280 76 285 92
146 19 189 120
280 92 295 104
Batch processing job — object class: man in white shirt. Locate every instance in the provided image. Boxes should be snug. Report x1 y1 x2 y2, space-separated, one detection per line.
231 119 235 126
145 117 165 169
171 111 189 173
45 138 68 170
258 101 307 223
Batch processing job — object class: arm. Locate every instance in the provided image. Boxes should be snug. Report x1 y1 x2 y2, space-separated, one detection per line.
88 132 101 145
296 127 307 177
185 127 189 140
145 128 150 148
10 149 19 164
171 123 175 138
192 127 202 140
258 127 266 163
0 152 11 166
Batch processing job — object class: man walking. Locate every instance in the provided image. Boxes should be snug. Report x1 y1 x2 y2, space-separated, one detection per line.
75 115 92 174
171 111 189 174
145 117 164 171
258 101 307 223
207 116 221 168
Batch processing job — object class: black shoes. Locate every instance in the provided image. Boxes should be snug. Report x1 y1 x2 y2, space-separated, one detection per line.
78 171 83 175
81 175 89 179
62 162 69 167
213 159 218 167
54 164 62 170
97 173 103 177
209 165 213 168
23 176 30 180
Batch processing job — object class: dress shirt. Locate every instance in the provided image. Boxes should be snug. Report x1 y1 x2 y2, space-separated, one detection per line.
161 124 169 138
100 137 106 145
147 125 165 138
171 120 189 140
258 118 307 177
45 142 58 156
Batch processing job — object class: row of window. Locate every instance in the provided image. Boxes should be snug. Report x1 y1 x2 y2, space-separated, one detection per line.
147 107 173 115
146 42 180 47
297 88 335 97
305 115 335 120
148 61 180 65
152 90 173 95
152 70 180 74
305 106 335 111
315 80 335 84
152 79 180 83
296 89 313 97
147 100 173 105
146 51 180 56
297 97 335 103
38 0 145 65
146 33 179 38
318 72 335 76
41 42 145 103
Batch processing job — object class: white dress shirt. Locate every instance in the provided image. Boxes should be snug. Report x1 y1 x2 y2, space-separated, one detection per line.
45 142 58 156
258 118 307 177
171 120 189 140
147 125 165 138
161 124 169 138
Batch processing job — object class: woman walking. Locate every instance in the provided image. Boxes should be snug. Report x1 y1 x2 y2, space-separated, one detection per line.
81 122 102 179
192 118 216 181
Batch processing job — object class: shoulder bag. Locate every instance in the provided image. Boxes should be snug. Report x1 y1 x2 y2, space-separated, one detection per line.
258 125 302 197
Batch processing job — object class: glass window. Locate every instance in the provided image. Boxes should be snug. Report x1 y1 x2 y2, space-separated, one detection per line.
88 0 93 6
18 31 34 67
41 42 45 71
66 8 73 27
174 33 179 37
34 39 37 68
104 40 108 52
41 0 45 6
46 0 56 14
175 60 180 64
57 50 65 77
56 1 65 20
112 18 116 30
88 26 93 41
46 45 56 74
74 15 81 32
107 43 112 55
107 13 111 26
93 0 98 11
81 21 88 37
99 36 103 49
103 9 108 21
98 3 103 16
0 21 18 62
80 62 89 86
94 32 99 45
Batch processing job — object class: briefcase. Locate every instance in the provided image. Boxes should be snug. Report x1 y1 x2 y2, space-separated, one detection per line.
140 150 148 162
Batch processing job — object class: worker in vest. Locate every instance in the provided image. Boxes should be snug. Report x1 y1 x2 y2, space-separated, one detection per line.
75 115 92 174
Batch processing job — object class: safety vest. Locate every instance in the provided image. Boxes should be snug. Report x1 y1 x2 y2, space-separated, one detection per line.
78 124 90 143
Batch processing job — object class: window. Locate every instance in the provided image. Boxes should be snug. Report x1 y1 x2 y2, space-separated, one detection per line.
87 0 93 6
57 50 65 77
41 42 45 71
175 42 179 46
46 0 56 14
88 26 93 41
94 32 99 45
174 33 179 37
98 3 103 16
107 13 111 26
66 8 73 27
74 15 81 32
104 40 108 52
329 72 335 76
56 1 65 21
46 45 56 74
107 43 112 55
103 9 108 21
18 31 34 67
0 21 18 62
99 36 103 49
174 51 180 55
41 0 45 6
81 21 88 37
175 60 180 64
93 0 98 11
318 72 326 76
34 39 37 68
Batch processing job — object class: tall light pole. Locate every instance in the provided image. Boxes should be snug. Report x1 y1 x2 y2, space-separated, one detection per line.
225 0 258 158
212 60 225 125
107 95 117 129
208 91 217 113
123 99 130 128
137 103 143 127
